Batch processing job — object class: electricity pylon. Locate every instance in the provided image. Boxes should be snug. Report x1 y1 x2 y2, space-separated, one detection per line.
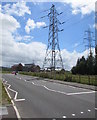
42 4 64 71
84 28 94 55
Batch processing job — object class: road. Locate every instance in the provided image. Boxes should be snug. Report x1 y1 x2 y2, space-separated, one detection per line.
2 74 96 119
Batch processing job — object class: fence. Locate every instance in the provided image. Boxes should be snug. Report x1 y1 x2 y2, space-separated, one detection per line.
20 71 97 86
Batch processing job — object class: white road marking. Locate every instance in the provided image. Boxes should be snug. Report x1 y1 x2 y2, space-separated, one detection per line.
88 109 91 112
43 85 67 95
95 108 97 110
15 99 25 102
31 81 95 96
4 84 21 119
43 80 93 91
81 112 84 114
31 81 67 95
24 79 95 96
66 91 95 95
72 114 75 116
4 80 25 102
63 116 67 118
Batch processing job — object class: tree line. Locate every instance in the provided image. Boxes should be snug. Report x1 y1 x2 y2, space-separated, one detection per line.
71 46 97 75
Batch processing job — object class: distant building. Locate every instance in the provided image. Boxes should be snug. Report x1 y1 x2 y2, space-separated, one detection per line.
11 63 23 71
25 64 34 68
23 63 40 72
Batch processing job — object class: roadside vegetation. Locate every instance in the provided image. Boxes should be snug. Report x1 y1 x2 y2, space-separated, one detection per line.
0 79 11 105
2 71 11 74
72 46 97 75
20 71 97 86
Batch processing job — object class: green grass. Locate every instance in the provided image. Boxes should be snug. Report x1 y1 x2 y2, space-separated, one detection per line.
0 79 11 106
20 71 97 86
2 71 11 74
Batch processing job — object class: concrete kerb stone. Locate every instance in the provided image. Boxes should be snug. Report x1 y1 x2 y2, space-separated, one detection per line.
42 78 97 91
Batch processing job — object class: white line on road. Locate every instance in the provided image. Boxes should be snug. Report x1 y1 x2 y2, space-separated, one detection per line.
31 81 67 95
30 81 95 96
72 114 75 116
88 109 91 112
81 112 84 114
23 78 96 96
66 91 95 95
4 80 25 102
63 116 67 118
4 84 21 120
95 108 97 110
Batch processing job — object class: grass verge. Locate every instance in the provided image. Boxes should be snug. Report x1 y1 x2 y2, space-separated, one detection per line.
0 79 11 106
20 71 97 86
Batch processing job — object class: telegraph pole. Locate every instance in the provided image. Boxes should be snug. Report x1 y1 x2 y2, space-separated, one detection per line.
42 4 64 71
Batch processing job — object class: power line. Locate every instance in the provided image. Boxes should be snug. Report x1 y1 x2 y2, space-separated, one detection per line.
63 15 92 30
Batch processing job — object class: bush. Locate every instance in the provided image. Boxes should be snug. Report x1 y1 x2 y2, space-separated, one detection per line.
65 75 72 82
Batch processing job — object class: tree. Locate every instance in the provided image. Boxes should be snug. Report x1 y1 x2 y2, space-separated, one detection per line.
94 46 97 75
71 66 77 74
78 56 87 75
71 54 95 75
86 53 94 75
74 56 87 75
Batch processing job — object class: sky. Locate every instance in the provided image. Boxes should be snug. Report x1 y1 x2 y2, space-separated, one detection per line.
0 0 96 70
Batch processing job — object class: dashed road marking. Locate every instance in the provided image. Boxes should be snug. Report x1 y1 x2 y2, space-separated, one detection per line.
88 109 91 112
63 116 67 118
72 114 75 116
81 112 84 114
95 108 97 110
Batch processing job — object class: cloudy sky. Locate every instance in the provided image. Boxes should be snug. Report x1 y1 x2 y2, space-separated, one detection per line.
0 0 96 70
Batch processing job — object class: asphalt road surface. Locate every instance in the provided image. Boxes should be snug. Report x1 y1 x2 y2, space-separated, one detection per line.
2 74 96 119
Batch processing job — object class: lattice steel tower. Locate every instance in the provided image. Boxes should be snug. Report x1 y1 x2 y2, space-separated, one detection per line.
43 4 64 71
84 28 94 55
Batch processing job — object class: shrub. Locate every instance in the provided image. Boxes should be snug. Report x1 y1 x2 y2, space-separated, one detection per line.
65 75 72 82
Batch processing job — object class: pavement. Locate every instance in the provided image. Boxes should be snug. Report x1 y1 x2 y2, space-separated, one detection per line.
1 105 17 120
1 73 97 119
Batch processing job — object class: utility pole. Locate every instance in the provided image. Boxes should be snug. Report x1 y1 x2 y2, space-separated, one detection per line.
84 28 94 55
42 4 64 71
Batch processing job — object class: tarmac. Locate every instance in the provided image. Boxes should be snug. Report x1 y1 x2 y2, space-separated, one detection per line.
43 78 97 91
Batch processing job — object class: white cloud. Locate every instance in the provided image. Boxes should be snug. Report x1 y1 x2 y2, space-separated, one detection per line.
0 12 46 67
25 18 46 34
2 1 31 16
62 0 96 15
61 49 90 70
15 35 34 43
31 0 95 15
0 11 92 70
0 13 20 33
